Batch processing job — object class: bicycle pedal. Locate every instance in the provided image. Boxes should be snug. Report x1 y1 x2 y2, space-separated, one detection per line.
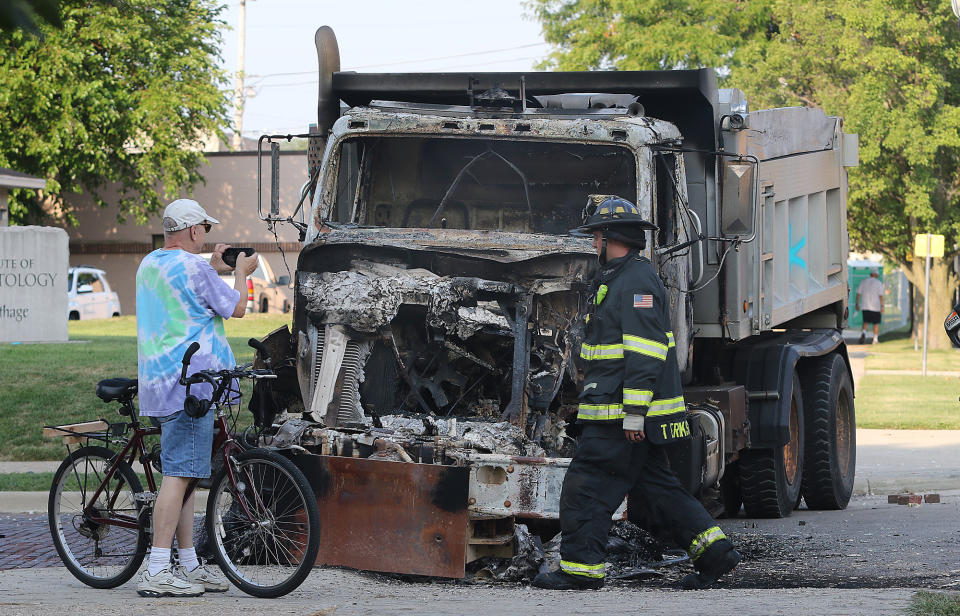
134 491 157 504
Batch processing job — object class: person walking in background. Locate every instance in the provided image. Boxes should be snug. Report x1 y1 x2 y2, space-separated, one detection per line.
856 269 884 344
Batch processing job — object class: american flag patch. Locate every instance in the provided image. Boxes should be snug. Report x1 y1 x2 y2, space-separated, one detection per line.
634 294 653 308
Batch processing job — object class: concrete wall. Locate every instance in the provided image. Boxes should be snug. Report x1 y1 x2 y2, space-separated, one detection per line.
51 151 308 312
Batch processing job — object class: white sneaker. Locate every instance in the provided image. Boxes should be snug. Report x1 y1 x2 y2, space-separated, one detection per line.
137 565 205 597
175 563 230 592
872 336 879 345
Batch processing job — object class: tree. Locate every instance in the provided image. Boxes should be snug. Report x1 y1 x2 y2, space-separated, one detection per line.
0 0 60 33
530 0 960 347
0 0 231 225
731 0 960 348
528 0 774 73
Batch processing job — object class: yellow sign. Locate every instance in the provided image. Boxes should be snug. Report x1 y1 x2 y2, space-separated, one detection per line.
915 234 945 258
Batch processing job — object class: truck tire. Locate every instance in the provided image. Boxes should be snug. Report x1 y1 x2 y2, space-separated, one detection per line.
740 374 804 518
720 461 742 517
800 353 855 510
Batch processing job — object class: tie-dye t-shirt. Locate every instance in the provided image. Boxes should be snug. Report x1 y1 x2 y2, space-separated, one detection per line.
136 249 241 416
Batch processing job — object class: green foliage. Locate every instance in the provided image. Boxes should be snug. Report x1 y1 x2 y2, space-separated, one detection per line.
0 0 231 225
529 0 960 345
527 0 775 73
730 1 960 269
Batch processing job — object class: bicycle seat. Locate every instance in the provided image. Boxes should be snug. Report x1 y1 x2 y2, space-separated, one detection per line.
96 378 138 403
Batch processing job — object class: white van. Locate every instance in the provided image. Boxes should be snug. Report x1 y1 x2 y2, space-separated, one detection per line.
67 266 121 320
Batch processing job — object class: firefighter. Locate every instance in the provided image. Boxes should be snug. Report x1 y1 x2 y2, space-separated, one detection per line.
532 195 741 590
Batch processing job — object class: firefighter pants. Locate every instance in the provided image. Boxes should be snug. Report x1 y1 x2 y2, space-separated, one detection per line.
558 423 730 579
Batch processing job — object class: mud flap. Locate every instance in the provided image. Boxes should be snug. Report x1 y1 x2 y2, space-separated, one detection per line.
290 453 470 578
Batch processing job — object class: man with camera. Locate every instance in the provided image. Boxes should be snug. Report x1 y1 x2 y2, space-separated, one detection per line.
134 198 257 597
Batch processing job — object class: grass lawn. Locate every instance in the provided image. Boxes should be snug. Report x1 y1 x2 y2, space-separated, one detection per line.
0 471 150 492
856 374 960 429
910 591 960 616
0 314 290 461
862 334 960 372
4 314 960 461
851 335 960 429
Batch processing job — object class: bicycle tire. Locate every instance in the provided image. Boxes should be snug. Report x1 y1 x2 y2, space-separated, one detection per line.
48 446 148 588
205 448 320 598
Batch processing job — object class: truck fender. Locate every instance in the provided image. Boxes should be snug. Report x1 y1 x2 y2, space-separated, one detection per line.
731 329 849 450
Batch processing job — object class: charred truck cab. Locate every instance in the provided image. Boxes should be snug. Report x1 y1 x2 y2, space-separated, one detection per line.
254 26 860 578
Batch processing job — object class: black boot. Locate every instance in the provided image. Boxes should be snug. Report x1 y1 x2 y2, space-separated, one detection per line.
680 546 741 590
532 570 603 590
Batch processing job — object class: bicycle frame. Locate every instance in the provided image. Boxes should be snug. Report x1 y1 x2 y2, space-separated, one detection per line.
75 418 158 530
78 411 242 531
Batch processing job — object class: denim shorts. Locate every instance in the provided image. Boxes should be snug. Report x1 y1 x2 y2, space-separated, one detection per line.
157 410 214 478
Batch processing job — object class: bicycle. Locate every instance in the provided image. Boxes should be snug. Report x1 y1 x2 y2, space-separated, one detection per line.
46 339 321 598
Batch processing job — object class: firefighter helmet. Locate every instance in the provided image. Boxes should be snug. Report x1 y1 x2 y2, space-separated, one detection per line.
572 195 656 247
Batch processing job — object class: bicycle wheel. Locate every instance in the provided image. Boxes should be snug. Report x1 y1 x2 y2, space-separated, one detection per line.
48 445 148 588
205 448 320 598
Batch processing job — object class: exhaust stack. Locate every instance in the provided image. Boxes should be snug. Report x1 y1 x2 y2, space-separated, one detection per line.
315 26 341 137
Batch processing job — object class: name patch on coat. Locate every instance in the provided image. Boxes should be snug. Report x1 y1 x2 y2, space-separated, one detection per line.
633 294 653 309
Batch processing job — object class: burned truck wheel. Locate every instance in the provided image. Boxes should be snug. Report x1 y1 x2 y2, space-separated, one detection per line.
800 353 855 510
740 374 804 518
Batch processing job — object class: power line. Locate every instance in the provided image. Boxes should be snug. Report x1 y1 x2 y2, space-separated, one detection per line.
245 42 548 79
245 55 544 90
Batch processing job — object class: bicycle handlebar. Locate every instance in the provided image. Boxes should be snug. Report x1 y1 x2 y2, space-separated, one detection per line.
179 341 201 386
177 340 278 412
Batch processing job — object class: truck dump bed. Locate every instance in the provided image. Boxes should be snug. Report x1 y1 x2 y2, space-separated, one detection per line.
700 105 858 340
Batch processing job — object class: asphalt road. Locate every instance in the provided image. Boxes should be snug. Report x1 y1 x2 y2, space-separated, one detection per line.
1 430 958 614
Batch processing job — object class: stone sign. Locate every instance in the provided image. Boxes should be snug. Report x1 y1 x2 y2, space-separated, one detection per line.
0 226 68 343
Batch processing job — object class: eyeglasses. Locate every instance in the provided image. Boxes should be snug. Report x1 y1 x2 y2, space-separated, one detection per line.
195 222 212 233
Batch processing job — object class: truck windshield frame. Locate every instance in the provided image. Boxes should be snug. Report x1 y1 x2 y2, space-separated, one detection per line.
328 135 638 235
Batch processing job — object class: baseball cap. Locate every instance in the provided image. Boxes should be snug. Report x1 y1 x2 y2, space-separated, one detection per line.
161 199 220 232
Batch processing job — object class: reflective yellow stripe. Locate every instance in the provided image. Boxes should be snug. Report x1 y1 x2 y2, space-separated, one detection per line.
623 388 653 407
580 343 624 361
667 331 676 348
577 403 625 421
689 526 726 560
622 334 668 361
646 396 686 417
560 560 605 578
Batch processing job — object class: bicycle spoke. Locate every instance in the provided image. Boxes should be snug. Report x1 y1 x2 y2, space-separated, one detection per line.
209 453 319 596
50 449 145 587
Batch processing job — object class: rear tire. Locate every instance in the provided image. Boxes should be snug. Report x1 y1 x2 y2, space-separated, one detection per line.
48 446 147 588
740 374 804 518
720 461 743 517
205 448 320 598
260 297 269 313
800 353 856 509
69 311 80 320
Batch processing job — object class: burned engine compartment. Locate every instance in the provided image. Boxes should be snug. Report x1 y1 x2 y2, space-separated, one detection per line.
290 231 599 457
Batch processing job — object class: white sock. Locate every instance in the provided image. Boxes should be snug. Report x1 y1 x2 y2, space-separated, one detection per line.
179 546 200 571
148 547 171 576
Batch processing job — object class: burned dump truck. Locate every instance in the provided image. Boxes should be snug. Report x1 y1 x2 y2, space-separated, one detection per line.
251 26 860 578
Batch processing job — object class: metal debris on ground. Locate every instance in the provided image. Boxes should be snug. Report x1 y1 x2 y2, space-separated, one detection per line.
464 521 687 584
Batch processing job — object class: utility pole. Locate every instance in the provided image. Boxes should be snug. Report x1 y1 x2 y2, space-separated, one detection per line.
232 0 247 151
